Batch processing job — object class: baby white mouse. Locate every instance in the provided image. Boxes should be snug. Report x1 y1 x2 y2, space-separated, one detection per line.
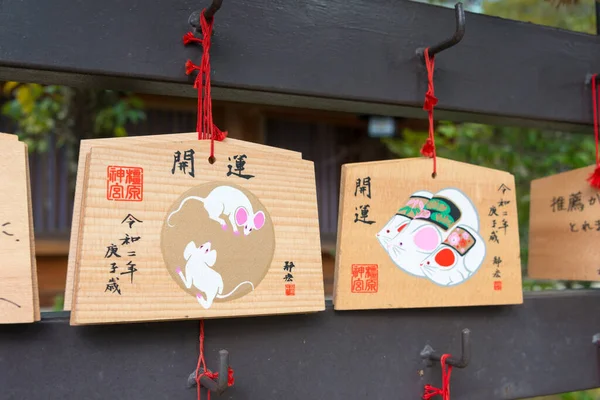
167 185 266 236
419 225 485 286
176 240 254 309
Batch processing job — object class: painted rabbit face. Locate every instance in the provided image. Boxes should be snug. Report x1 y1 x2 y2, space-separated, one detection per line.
376 191 432 250
388 188 477 277
389 221 443 277
420 225 485 286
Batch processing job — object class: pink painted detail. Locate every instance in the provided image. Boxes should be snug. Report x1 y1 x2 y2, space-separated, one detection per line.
414 209 431 220
254 211 266 230
413 226 441 252
221 224 228 230
235 206 249 226
176 267 182 274
234 230 240 236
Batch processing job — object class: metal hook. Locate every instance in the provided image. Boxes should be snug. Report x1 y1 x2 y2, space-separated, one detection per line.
188 0 223 31
416 2 466 59
420 328 471 368
187 349 231 395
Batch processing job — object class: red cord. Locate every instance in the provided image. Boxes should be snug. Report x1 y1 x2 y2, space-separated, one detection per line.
588 74 600 188
183 10 227 160
196 320 235 400
421 48 438 177
423 354 453 400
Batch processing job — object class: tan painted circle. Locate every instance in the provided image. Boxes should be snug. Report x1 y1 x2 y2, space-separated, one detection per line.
160 182 275 302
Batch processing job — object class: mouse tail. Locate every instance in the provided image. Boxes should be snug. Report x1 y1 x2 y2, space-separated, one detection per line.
166 196 206 227
216 281 255 299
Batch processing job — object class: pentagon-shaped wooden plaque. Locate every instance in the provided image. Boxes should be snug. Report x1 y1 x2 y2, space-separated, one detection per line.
64 133 301 310
333 157 523 310
70 139 321 324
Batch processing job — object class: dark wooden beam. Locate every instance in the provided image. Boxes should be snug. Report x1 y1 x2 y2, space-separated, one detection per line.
2 292 600 399
0 0 598 130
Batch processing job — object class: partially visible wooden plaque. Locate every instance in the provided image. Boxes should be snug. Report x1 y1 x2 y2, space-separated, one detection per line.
0 138 38 323
529 165 600 281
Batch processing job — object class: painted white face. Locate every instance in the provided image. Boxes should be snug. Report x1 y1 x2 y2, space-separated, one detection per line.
376 191 433 251
420 225 485 286
388 188 479 277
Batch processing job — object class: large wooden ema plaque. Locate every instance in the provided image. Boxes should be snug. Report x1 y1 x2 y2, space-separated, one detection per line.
0 134 40 323
64 133 303 310
529 165 600 281
333 157 523 310
70 138 324 324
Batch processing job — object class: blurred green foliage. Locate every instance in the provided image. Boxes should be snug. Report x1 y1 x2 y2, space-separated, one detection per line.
1 82 146 153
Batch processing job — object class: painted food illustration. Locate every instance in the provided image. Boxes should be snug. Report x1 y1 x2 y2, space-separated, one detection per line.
161 183 275 309
376 188 485 286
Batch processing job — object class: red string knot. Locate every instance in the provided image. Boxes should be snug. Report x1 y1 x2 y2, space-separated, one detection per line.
183 31 203 45
185 60 202 76
420 138 435 158
588 165 600 189
423 90 438 112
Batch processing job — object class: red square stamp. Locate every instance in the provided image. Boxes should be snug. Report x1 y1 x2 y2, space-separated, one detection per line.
285 284 295 296
107 166 143 202
351 264 378 293
494 281 502 291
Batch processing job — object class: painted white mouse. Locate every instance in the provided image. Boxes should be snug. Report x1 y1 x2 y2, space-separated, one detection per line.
167 185 266 236
176 240 254 309
376 190 433 251
419 225 485 286
388 188 480 277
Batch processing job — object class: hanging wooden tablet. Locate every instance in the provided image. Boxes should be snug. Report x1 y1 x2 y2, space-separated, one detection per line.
64 133 302 310
333 158 523 310
528 166 600 281
0 137 39 323
70 139 322 324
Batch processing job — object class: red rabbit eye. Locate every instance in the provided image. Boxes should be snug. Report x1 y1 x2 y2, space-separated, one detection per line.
435 248 456 268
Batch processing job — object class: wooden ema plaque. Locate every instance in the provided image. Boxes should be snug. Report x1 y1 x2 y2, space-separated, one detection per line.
70 139 323 324
64 133 301 310
0 136 39 323
333 157 523 310
529 165 600 281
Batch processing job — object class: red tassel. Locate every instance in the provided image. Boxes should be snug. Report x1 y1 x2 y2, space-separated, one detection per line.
183 31 202 45
420 138 435 158
212 127 228 141
186 60 200 75
588 166 600 189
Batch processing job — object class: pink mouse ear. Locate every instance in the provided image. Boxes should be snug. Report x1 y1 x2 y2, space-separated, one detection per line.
235 207 249 226
253 211 265 230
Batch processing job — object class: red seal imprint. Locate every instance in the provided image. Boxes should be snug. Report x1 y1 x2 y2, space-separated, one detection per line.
285 284 295 296
494 281 502 291
106 166 144 202
351 264 378 293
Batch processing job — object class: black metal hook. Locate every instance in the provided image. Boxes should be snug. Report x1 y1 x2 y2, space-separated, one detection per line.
585 73 600 87
420 328 471 368
188 0 223 31
416 2 466 60
187 349 231 395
